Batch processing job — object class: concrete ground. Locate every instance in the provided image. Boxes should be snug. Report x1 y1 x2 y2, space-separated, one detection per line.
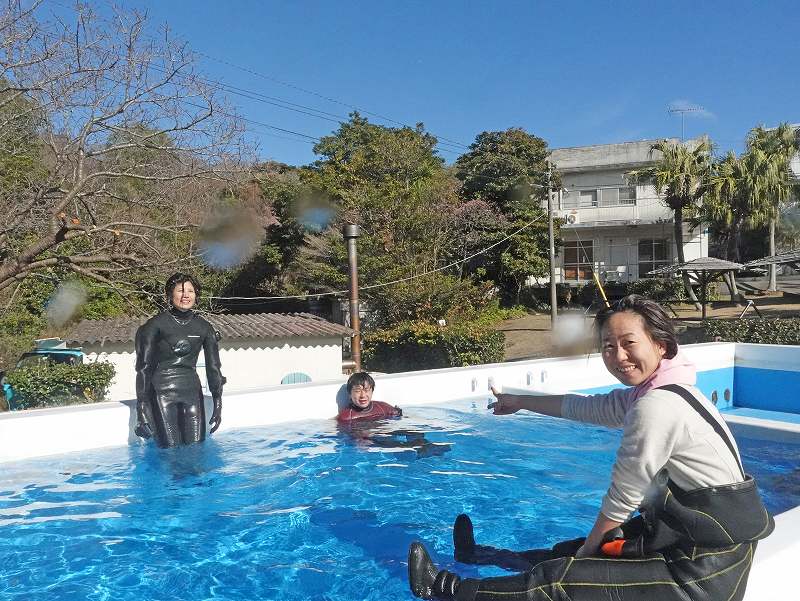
498 291 800 361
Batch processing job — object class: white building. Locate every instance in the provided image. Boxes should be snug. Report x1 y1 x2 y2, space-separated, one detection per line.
67 312 352 401
546 138 709 285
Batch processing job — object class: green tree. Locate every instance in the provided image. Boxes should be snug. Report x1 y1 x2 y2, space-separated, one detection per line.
455 128 551 212
706 152 755 263
498 207 550 304
746 124 800 289
0 3 247 295
297 113 475 327
453 128 554 301
628 139 712 307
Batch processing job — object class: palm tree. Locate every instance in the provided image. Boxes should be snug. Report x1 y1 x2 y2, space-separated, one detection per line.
706 152 749 262
628 139 712 307
745 124 800 290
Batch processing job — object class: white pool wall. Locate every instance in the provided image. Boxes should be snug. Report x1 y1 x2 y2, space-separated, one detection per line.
743 505 800 601
0 341 795 601
0 342 736 463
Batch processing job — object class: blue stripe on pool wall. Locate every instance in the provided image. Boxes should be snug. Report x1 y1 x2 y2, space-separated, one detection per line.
697 367 735 410
576 368 735 410
734 367 800 414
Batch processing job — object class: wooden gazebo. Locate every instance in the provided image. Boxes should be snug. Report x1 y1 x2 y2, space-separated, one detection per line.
744 249 800 271
648 257 745 319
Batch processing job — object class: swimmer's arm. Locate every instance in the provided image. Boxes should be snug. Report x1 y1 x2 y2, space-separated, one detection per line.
489 388 564 417
576 512 623 558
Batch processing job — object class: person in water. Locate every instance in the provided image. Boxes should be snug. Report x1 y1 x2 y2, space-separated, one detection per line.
408 295 773 601
134 273 225 448
337 372 452 458
337 372 402 422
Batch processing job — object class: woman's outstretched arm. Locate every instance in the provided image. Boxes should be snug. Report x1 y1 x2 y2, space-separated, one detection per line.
489 387 564 418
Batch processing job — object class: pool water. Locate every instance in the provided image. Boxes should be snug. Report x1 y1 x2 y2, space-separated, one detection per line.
1 400 797 601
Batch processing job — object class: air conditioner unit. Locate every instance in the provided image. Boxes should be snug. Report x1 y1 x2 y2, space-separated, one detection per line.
564 210 580 225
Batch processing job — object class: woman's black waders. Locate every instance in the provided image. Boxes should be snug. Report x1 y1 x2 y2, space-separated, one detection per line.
416 385 774 601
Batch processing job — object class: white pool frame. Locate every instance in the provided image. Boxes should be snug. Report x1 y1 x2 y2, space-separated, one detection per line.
1 341 798 601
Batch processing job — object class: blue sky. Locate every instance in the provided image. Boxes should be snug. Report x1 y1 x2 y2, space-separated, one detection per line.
50 1 800 166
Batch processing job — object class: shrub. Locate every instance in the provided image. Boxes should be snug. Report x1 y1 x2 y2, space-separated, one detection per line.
704 319 800 345
364 274 496 328
363 320 505 373
471 303 528 326
517 283 572 310
5 361 116 410
626 277 685 302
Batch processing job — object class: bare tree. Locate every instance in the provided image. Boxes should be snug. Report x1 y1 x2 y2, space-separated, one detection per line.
0 1 251 293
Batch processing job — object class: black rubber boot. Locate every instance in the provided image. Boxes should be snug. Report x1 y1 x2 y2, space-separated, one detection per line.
453 514 475 562
409 542 461 600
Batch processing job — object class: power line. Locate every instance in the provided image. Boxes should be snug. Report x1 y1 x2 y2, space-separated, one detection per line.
148 61 464 152
30 3 469 156
192 49 472 150
206 213 545 301
125 62 465 155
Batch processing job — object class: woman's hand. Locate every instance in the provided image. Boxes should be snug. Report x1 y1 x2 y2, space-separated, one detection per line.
209 397 222 434
574 542 598 558
579 512 623 559
134 402 152 439
208 411 222 434
488 387 524 415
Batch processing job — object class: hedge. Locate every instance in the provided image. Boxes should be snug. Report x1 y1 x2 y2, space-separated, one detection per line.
363 320 505 373
4 361 116 410
704 318 800 345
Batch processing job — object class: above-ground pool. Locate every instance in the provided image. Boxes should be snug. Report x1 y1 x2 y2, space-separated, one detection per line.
2 399 798 601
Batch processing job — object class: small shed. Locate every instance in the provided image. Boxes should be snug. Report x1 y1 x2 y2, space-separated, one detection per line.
66 313 352 401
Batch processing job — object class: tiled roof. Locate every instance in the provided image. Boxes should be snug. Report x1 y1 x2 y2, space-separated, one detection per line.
66 312 352 345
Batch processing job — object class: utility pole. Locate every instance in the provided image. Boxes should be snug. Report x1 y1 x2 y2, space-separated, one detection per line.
547 161 558 329
342 224 361 371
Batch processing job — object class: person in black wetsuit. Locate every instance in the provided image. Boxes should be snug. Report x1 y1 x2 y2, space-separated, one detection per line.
408 295 773 601
134 273 225 448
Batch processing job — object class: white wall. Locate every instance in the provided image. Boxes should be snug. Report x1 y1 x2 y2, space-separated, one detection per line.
554 167 708 284
84 336 345 401
681 221 707 260
0 341 788 601
560 223 679 283
1 342 736 463
216 336 345 392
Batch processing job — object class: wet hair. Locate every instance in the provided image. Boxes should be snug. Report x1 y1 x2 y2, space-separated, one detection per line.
346 372 375 393
594 294 679 359
165 272 202 303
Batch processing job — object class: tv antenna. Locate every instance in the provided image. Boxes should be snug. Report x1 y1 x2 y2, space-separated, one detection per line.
668 104 704 141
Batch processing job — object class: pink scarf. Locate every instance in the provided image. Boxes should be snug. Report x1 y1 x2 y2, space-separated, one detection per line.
625 352 697 403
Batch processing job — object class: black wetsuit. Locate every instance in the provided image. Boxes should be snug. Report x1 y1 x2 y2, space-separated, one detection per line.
413 385 774 601
135 309 224 448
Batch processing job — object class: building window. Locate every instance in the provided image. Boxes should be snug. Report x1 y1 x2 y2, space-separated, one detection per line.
563 187 634 209
599 187 636 207
618 186 636 205
563 240 594 281
579 190 597 208
638 239 670 276
562 190 579 209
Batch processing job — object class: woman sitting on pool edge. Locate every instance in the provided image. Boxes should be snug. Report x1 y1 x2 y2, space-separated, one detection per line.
408 294 773 601
337 372 402 422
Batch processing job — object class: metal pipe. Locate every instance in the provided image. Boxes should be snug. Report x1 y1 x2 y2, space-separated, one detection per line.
547 161 558 329
342 224 362 371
